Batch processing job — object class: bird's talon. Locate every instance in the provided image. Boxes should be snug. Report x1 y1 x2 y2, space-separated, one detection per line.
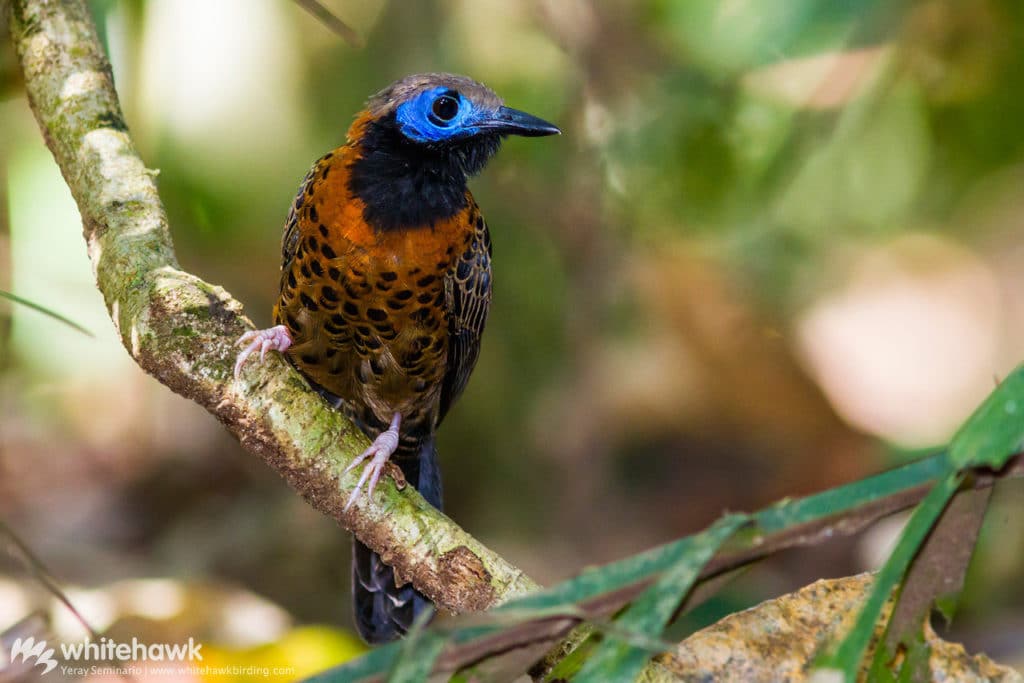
343 414 402 511
342 447 372 476
234 325 292 378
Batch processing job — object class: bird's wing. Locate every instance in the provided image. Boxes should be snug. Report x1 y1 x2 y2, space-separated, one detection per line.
280 163 321 271
439 206 492 423
273 152 365 406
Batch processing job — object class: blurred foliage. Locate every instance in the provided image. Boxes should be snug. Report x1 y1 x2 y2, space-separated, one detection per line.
3 0 1024 679
201 626 366 682
0 290 94 338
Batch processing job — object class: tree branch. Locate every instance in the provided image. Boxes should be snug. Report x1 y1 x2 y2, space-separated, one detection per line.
8 0 537 615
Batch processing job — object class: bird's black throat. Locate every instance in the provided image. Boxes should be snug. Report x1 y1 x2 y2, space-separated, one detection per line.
347 113 502 232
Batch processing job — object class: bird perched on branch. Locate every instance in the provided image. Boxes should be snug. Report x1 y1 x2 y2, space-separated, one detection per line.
234 73 559 643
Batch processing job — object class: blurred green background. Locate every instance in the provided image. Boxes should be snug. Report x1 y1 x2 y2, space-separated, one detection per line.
2 0 1024 679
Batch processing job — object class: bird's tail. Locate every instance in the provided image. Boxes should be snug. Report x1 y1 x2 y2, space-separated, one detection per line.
352 436 442 644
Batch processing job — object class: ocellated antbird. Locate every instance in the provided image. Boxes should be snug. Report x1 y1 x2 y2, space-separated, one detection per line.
235 73 559 643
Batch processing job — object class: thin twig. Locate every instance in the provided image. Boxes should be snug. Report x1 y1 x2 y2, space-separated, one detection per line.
0 519 101 640
0 290 94 337
292 0 363 47
0 525 163 682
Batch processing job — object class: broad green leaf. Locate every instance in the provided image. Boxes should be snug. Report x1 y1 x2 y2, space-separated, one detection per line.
572 514 748 683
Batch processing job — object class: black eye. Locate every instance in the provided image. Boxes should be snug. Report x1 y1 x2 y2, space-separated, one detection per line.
431 94 460 123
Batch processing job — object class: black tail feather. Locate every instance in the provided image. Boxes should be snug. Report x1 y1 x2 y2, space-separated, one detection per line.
352 437 441 643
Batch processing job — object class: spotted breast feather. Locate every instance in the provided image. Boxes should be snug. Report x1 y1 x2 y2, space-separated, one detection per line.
272 150 492 443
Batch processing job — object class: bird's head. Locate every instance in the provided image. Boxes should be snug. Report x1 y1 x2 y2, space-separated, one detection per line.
386 74 559 141
353 73 559 174
347 73 559 229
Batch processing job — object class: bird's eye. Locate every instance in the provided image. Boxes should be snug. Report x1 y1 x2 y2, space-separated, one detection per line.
431 94 460 123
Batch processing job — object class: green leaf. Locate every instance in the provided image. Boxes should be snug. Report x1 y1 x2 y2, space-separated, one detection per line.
812 472 963 683
302 453 962 682
545 631 598 681
898 638 931 683
572 514 748 683
882 487 991 652
304 644 399 683
948 364 1024 469
506 455 950 621
387 610 447 683
302 361 1024 682
0 289 94 337
815 365 1024 681
754 453 950 535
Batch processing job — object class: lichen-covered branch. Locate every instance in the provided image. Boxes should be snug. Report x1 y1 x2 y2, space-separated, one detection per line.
8 0 538 615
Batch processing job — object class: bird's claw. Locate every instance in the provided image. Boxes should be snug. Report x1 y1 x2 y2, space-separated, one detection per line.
235 325 292 378
343 414 401 511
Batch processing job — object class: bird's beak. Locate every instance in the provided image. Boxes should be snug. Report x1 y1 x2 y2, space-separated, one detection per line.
477 106 561 137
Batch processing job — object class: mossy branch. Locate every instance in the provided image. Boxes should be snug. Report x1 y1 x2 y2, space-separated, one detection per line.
8 0 538 615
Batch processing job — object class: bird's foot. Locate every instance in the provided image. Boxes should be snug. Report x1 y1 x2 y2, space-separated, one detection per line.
234 325 292 378
343 413 402 511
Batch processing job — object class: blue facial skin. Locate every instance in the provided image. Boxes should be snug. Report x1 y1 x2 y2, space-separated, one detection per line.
395 87 482 143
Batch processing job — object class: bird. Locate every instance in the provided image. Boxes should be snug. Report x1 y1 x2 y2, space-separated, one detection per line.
233 73 559 643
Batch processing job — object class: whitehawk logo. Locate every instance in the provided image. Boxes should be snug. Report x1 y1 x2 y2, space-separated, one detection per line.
9 636 58 675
